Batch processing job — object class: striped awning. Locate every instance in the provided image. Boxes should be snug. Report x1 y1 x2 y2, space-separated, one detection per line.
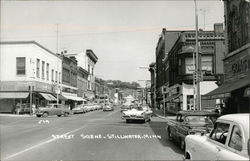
39 93 57 101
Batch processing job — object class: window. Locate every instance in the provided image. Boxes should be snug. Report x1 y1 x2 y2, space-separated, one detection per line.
92 67 94 75
51 69 54 82
59 72 61 83
42 61 45 79
201 56 213 73
229 125 242 151
55 71 58 83
185 57 195 74
16 57 26 75
88 65 90 73
36 59 40 78
209 122 230 145
46 63 49 81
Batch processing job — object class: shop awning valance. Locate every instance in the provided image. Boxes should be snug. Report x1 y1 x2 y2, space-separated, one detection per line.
39 93 57 101
62 95 86 101
203 75 250 100
0 92 29 99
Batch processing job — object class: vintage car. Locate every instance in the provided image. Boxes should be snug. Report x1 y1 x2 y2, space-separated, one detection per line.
103 103 114 111
184 114 250 160
72 104 85 114
166 110 219 150
36 104 71 117
121 102 132 112
121 105 152 123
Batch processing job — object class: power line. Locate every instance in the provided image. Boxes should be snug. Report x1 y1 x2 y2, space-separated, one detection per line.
2 22 219 39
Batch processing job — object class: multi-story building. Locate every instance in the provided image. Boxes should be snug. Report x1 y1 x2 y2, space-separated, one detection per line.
205 0 250 114
155 23 225 113
77 66 88 98
149 62 156 108
75 49 98 101
61 55 84 109
0 41 62 113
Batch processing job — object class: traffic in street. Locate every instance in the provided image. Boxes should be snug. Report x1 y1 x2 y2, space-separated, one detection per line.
0 105 183 161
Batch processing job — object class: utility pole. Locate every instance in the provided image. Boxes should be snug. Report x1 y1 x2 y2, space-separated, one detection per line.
194 0 201 111
56 24 59 106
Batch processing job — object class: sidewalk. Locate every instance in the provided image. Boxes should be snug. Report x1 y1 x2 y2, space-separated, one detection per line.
152 108 176 120
0 113 35 117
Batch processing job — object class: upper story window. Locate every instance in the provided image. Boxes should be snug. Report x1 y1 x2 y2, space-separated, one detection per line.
88 64 90 73
46 63 49 81
92 67 94 75
55 71 58 83
59 72 61 83
42 61 45 80
16 57 26 75
36 59 40 78
51 69 54 82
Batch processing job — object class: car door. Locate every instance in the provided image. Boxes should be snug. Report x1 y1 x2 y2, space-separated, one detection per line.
194 121 230 160
217 124 247 160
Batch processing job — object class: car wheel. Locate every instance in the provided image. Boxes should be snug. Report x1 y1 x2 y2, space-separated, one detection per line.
148 118 151 122
180 138 185 150
126 119 130 123
36 115 41 117
57 115 61 117
42 112 48 117
64 112 69 117
167 128 172 140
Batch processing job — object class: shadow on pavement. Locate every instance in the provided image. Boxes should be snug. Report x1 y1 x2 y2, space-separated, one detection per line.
149 120 183 155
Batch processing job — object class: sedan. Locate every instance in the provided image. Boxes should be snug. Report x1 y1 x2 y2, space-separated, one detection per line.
121 105 151 123
184 114 250 160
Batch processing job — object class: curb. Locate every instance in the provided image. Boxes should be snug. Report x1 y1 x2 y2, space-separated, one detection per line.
153 112 168 120
0 114 35 117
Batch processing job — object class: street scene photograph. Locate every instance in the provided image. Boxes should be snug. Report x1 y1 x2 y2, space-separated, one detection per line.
0 0 249 161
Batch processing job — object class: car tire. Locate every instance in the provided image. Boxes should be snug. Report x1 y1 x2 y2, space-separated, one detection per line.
167 128 172 140
42 112 48 117
36 115 41 117
126 119 130 123
57 115 61 117
64 112 69 117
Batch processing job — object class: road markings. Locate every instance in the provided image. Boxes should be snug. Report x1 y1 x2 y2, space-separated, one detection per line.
4 125 87 160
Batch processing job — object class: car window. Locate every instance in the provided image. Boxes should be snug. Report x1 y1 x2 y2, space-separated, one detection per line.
209 122 230 145
228 125 242 151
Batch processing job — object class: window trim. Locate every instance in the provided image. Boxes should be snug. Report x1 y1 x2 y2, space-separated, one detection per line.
228 124 243 152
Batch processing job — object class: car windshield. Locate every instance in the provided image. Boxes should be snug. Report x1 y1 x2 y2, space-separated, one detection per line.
46 104 54 108
185 116 213 124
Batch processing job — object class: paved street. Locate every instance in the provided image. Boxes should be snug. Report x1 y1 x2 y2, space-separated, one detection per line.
0 105 183 160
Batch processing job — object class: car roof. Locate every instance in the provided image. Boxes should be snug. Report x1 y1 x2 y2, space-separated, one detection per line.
177 110 219 116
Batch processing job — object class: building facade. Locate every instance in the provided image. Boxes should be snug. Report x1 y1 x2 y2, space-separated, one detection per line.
206 0 250 114
77 67 88 98
0 41 62 113
155 24 226 113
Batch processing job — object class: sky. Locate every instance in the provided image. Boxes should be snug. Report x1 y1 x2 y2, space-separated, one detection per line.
0 0 224 87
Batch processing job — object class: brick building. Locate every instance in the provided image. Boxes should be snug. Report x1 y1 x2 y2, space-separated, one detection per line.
155 23 225 113
205 0 250 114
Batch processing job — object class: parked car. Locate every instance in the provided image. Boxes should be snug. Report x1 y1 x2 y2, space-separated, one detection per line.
72 104 84 114
121 105 152 123
184 114 250 161
165 110 219 150
103 103 114 111
36 104 71 117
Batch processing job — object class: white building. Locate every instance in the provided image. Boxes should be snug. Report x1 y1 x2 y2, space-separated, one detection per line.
75 49 98 100
0 41 62 113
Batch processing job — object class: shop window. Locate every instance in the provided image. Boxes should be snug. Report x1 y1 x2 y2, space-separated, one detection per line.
46 63 49 81
16 57 26 75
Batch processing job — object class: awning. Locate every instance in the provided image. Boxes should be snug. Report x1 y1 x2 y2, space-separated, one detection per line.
203 76 250 100
0 92 29 99
62 95 86 101
39 93 57 101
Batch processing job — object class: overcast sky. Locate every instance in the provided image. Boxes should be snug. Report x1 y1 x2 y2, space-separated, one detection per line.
1 0 224 86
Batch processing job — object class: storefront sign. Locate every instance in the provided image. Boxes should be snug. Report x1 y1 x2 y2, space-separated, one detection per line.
231 59 250 74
